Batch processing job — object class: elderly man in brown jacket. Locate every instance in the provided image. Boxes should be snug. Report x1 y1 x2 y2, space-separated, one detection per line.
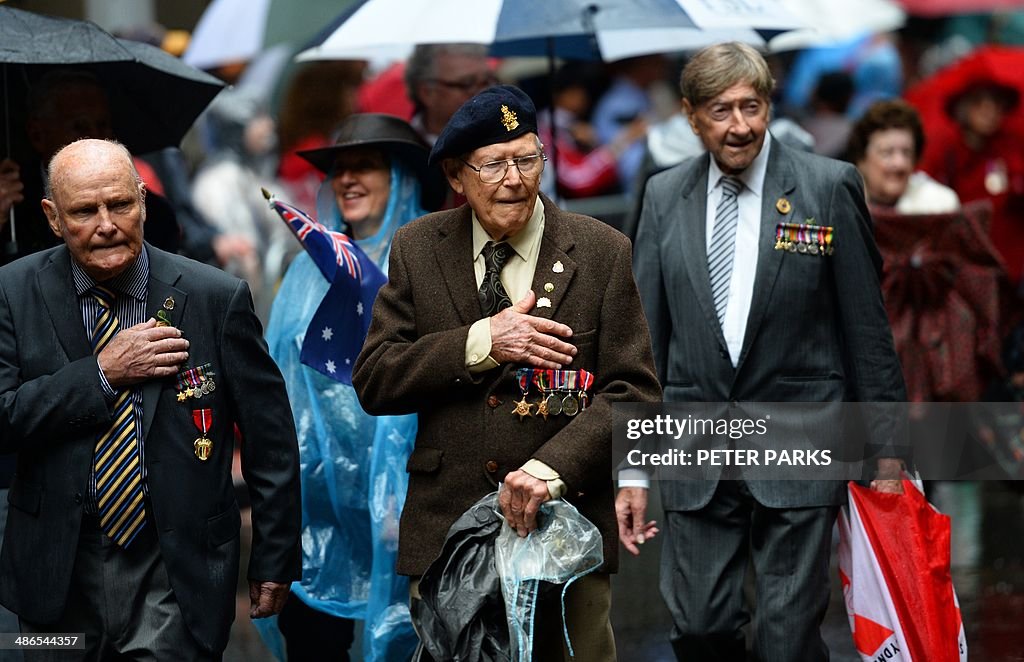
353 85 660 661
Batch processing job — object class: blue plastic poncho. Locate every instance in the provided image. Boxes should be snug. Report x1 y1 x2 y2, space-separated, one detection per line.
260 159 424 661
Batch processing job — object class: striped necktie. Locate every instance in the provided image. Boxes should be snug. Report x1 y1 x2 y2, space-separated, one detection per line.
478 241 513 317
88 285 146 547
708 176 742 327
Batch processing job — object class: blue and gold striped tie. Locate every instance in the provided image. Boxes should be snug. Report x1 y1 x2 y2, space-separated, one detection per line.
89 285 146 547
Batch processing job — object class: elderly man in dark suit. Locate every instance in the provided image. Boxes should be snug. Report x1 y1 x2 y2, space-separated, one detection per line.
0 139 301 659
354 85 660 661
616 43 908 662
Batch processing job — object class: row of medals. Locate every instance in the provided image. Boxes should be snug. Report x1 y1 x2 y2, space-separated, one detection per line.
774 239 835 256
177 376 216 401
514 389 589 419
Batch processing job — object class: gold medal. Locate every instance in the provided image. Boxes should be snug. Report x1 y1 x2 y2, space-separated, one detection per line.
512 396 533 419
536 397 549 420
194 436 213 461
776 197 791 214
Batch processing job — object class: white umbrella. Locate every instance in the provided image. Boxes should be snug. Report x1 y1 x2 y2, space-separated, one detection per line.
297 0 806 62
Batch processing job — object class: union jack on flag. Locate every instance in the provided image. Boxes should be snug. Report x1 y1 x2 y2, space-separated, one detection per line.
271 196 363 282
265 190 387 385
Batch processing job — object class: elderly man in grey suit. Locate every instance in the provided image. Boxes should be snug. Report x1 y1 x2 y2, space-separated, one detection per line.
616 43 907 662
355 85 660 661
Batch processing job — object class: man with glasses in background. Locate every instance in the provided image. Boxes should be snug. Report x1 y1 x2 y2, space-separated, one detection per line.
404 44 497 146
354 85 660 661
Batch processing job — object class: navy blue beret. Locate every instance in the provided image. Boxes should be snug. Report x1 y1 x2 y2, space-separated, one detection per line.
428 84 538 166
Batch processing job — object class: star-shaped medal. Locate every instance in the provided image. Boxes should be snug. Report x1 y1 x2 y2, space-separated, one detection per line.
536 398 549 421
512 396 534 420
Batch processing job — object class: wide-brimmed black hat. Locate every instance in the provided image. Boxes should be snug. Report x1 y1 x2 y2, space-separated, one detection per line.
298 113 430 180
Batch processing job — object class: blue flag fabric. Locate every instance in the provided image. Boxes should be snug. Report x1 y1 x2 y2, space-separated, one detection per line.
267 196 387 384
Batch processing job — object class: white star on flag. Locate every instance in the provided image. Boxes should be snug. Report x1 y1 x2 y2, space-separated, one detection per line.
345 358 351 365
357 302 364 316
321 327 333 341
325 360 336 374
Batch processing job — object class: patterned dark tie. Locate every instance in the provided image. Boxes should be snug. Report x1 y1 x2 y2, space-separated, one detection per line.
708 176 742 327
88 285 146 547
478 241 513 317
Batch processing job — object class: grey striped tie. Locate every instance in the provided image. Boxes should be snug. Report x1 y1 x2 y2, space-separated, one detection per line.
708 176 742 326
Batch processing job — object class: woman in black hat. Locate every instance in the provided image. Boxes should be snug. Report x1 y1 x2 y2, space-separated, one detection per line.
264 113 429 662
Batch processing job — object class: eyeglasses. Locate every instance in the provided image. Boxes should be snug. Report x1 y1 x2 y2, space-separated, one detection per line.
428 74 498 93
461 154 547 184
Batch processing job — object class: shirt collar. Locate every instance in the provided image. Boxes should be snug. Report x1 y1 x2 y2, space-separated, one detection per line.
707 131 772 198
72 246 149 301
472 196 544 262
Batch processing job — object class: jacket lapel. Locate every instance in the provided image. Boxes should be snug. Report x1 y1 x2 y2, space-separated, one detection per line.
528 196 576 321
38 246 92 361
434 206 483 326
141 246 186 440
735 140 795 373
677 154 727 346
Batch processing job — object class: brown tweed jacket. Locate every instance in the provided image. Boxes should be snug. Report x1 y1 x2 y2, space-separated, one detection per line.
354 194 661 576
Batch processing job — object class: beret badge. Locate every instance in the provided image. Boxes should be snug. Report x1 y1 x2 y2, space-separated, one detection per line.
501 104 519 132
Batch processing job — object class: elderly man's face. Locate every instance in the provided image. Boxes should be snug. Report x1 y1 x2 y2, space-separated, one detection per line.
684 82 770 175
448 133 544 241
43 140 145 282
420 53 495 134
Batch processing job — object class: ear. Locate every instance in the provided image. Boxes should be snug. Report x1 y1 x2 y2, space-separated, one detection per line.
682 99 699 136
41 199 62 238
443 160 465 195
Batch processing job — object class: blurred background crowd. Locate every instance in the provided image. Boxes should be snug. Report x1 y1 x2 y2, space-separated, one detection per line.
2 0 1024 660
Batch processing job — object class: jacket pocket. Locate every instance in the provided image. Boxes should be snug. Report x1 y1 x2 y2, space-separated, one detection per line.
207 504 241 548
406 447 443 474
8 479 41 516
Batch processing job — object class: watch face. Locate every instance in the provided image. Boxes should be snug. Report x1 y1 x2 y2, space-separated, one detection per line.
546 393 563 416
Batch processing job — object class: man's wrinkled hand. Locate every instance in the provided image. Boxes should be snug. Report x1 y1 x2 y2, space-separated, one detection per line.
870 457 905 494
489 290 576 368
499 470 551 537
0 158 25 219
616 487 658 556
248 580 290 618
97 319 189 387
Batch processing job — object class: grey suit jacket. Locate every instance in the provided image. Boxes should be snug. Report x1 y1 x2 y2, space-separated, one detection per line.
354 195 661 575
0 244 301 653
634 139 906 510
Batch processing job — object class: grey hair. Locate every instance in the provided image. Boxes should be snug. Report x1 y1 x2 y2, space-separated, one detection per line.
45 138 143 202
680 42 775 107
404 43 489 108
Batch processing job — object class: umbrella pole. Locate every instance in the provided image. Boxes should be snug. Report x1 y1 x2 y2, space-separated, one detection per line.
3 64 17 255
546 36 560 203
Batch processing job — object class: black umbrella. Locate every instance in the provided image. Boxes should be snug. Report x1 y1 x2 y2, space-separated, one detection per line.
1 6 225 248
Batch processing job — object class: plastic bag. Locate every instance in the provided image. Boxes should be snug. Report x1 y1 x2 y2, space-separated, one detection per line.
494 489 603 662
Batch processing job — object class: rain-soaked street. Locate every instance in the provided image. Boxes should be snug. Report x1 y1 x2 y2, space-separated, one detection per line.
224 480 1024 661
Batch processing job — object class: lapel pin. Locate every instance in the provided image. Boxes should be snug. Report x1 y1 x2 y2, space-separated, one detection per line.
552 261 564 273
544 282 554 293
537 297 552 308
775 198 791 214
163 296 175 311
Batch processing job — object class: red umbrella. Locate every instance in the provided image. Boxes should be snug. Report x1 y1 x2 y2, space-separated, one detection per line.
905 45 1024 142
898 0 1024 16
873 201 1009 402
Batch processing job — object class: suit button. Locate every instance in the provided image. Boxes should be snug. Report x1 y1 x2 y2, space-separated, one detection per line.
730 400 739 408
73 493 83 505
454 378 462 385
485 461 498 473
719 349 728 359
487 395 502 408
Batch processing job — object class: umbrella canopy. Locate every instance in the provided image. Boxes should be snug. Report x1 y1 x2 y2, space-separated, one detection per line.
183 0 359 70
298 0 804 62
873 202 1009 402
0 6 225 156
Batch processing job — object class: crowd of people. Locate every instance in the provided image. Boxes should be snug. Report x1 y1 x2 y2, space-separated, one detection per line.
1 7 1024 661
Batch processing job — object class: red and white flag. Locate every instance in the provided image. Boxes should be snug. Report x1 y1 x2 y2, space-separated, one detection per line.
838 479 967 662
